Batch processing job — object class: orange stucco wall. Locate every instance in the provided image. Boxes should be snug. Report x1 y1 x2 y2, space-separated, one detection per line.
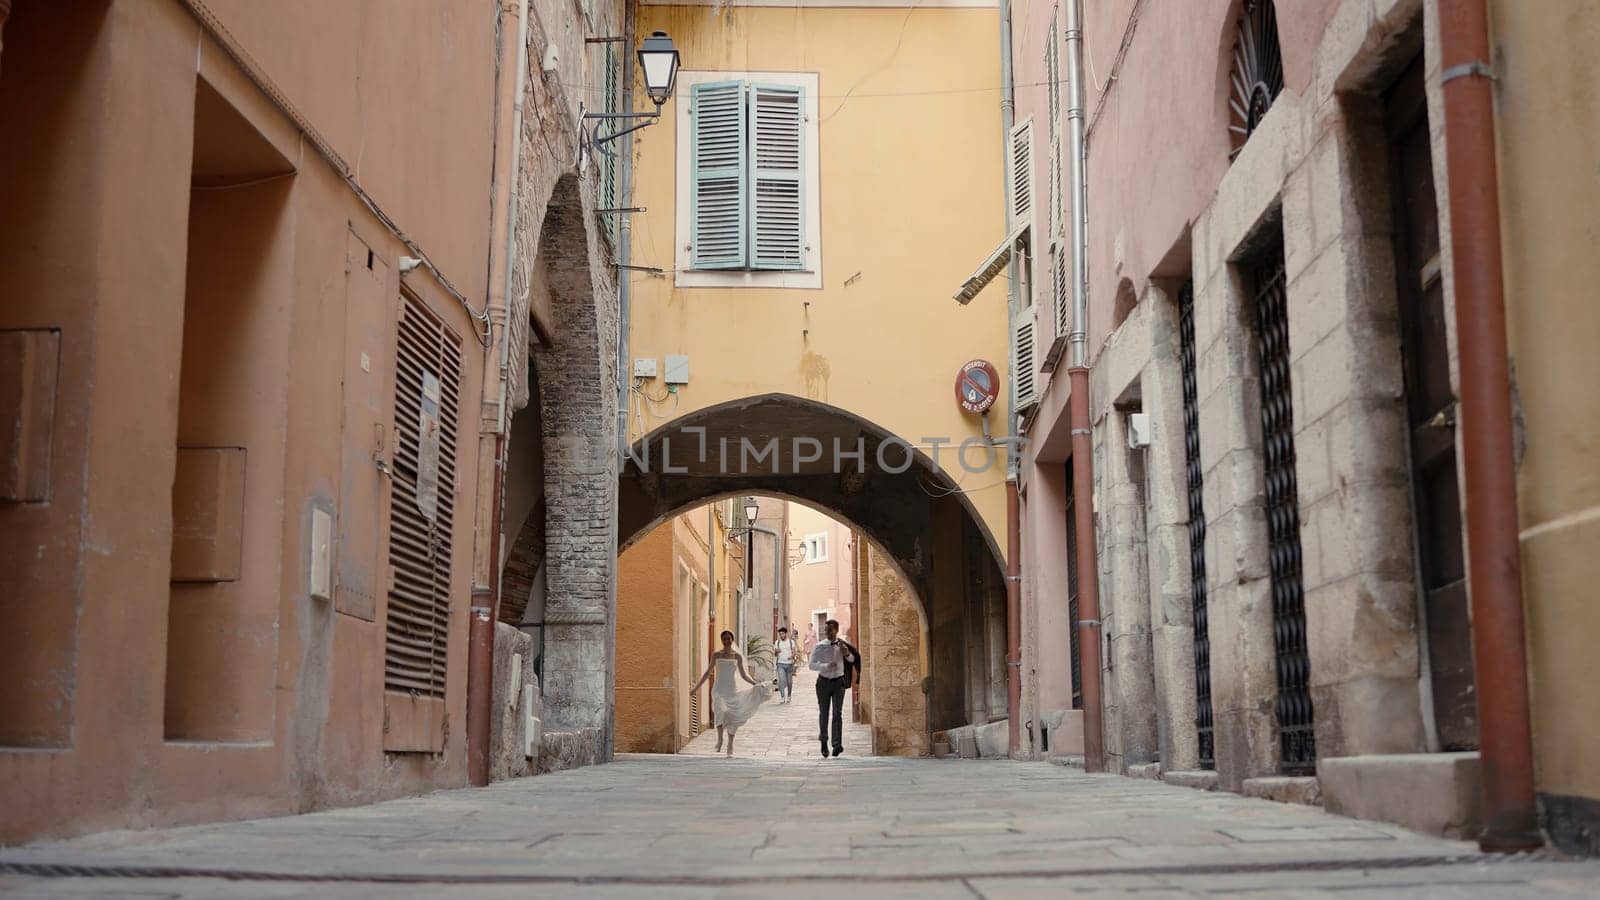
0 0 496 841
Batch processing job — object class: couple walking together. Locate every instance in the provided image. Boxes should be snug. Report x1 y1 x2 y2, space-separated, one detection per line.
688 620 861 758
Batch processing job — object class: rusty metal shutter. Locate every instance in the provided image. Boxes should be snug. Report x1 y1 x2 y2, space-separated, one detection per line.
384 293 462 705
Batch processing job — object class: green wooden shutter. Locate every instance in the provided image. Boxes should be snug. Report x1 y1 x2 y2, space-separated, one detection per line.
600 43 621 246
690 80 748 269
749 83 805 270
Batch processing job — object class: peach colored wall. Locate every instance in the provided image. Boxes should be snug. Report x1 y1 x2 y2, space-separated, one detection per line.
0 0 494 841
788 503 854 638
616 525 678 753
199 0 497 290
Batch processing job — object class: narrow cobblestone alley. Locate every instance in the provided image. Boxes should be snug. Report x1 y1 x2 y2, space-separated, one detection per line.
3 672 1598 899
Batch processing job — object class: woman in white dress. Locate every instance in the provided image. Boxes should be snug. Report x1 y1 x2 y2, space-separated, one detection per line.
689 630 769 756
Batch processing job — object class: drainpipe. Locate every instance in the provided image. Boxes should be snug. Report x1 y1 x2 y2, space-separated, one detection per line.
616 10 636 458
1437 0 1540 853
469 0 532 788
997 0 1023 762
749 524 784 631
1063 0 1105 774
707 505 718 725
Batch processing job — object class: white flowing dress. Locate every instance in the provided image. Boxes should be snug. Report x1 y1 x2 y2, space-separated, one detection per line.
712 657 769 733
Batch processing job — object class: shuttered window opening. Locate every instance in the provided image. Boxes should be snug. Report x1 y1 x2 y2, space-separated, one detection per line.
1012 302 1038 410
1052 244 1069 340
1008 118 1034 231
689 80 805 271
599 43 622 247
1046 9 1064 242
385 294 462 706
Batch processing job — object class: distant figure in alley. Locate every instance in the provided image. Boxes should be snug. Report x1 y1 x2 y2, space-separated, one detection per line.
809 619 861 757
689 631 768 757
774 627 798 703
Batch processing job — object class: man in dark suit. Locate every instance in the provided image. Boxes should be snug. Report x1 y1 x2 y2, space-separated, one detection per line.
808 618 860 757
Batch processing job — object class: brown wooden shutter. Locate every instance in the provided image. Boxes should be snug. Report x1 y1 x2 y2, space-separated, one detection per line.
383 292 462 752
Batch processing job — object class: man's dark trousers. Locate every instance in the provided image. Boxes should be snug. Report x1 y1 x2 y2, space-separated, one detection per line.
816 674 847 754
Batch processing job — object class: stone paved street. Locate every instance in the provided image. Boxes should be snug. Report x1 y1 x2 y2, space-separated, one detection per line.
3 671 1599 899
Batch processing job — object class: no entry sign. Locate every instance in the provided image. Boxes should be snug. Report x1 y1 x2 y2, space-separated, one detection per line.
955 359 1000 415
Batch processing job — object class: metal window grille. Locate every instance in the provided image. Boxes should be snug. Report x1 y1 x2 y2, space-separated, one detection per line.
1228 0 1284 160
1250 242 1316 773
1178 281 1215 770
384 294 462 699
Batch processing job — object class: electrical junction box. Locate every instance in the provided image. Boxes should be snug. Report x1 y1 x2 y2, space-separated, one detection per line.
309 507 333 601
1126 412 1151 449
633 358 658 378
664 354 690 385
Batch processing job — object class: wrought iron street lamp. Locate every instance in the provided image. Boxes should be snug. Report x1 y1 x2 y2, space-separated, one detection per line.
584 30 680 146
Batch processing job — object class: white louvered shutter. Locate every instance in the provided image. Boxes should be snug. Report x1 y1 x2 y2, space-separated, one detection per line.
690 80 748 269
749 83 805 270
1012 303 1038 409
1008 118 1034 231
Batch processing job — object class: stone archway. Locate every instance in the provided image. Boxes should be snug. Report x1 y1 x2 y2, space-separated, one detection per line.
618 394 1009 737
501 169 620 768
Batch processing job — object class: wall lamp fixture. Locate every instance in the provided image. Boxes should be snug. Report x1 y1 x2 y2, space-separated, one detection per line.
583 30 680 147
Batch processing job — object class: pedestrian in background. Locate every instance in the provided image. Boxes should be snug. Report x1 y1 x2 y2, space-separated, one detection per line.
773 627 798 703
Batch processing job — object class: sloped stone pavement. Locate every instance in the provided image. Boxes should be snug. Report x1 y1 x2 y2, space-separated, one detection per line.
3 672 1597 898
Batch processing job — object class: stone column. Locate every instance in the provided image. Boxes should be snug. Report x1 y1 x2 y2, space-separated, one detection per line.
1280 100 1425 759
1138 286 1202 773
1191 226 1279 792
1090 311 1160 773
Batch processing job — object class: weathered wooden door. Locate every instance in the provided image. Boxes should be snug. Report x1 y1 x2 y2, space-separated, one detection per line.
1387 54 1477 750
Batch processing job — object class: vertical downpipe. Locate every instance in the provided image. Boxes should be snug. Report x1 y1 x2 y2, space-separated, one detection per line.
1064 0 1105 774
1436 0 1540 853
470 0 532 788
998 0 1023 760
617 8 636 459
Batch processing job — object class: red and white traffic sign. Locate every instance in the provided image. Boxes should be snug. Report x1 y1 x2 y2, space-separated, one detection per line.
955 359 1000 415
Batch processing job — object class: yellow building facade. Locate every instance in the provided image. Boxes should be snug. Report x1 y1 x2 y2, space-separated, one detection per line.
627 0 1010 545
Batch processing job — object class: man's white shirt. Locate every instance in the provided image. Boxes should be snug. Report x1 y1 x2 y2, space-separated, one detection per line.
808 639 855 679
775 638 796 665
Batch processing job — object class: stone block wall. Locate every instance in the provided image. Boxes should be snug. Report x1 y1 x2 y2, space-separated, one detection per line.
864 546 929 756
1078 0 1443 791
490 623 540 782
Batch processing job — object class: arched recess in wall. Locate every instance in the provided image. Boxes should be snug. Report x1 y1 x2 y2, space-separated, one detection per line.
1219 0 1286 161
1110 277 1140 331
